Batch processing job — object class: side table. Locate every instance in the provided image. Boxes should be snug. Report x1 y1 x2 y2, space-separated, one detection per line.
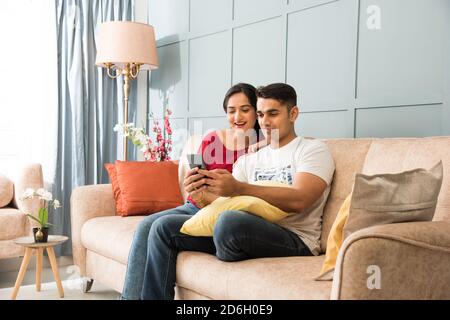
11 235 69 300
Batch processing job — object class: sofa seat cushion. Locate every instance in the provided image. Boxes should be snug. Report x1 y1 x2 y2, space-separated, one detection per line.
81 215 145 264
0 208 28 240
176 251 331 299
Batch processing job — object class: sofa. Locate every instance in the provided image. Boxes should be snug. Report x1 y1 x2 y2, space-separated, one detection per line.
71 136 450 299
0 164 44 259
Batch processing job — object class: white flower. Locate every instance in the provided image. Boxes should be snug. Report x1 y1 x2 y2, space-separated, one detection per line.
52 199 61 209
20 188 35 200
35 188 53 201
42 191 53 201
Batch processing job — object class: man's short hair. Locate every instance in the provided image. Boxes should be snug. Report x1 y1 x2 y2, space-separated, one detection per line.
256 83 297 111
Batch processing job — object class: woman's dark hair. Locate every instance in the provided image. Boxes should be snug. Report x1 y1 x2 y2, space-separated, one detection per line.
223 83 261 134
256 83 297 111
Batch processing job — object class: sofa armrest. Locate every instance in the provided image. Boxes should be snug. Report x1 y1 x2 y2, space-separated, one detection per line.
70 184 116 276
330 221 450 300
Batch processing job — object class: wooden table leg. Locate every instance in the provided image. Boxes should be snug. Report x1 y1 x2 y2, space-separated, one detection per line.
11 247 33 300
46 247 64 298
36 248 43 292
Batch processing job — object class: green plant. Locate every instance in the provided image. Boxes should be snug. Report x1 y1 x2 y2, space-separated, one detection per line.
20 188 61 228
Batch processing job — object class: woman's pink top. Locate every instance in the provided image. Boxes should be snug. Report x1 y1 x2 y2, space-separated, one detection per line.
187 131 247 208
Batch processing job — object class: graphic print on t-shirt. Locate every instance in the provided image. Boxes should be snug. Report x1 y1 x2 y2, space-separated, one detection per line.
253 165 293 185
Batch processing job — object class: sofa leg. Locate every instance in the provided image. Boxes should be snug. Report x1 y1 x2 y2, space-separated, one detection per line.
81 278 94 293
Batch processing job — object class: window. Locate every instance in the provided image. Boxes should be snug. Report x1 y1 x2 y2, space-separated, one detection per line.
0 0 57 182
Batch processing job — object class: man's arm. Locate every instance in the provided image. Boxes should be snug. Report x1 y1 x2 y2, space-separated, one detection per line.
195 169 327 213
237 172 327 212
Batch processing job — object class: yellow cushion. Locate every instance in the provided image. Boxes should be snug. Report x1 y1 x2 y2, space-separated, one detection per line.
180 181 291 237
315 193 352 281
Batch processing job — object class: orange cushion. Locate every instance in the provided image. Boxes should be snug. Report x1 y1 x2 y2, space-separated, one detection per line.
114 160 184 217
104 163 123 214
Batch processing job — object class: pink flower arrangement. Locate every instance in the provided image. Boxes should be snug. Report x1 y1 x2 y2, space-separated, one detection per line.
114 109 173 162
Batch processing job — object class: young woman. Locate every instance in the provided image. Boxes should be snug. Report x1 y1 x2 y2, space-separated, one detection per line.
120 83 262 300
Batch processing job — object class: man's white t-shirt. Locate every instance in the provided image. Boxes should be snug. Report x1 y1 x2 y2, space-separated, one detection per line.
232 136 335 256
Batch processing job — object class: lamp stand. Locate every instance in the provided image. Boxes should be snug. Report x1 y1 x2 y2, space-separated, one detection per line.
106 63 142 161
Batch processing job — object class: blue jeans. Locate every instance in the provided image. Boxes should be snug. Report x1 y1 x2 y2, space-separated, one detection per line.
121 202 199 300
140 210 312 300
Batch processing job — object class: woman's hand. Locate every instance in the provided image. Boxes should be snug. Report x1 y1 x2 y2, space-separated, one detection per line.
183 167 204 194
183 167 219 208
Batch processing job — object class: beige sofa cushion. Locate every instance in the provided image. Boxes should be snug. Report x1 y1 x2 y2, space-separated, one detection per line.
0 208 28 240
0 174 14 208
81 215 145 264
176 251 331 300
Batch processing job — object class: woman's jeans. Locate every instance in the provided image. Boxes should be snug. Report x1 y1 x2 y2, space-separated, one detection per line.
122 204 312 300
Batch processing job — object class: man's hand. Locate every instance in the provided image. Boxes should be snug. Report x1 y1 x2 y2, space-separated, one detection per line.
197 169 241 197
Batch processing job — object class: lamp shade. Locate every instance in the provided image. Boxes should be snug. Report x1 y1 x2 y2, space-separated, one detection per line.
95 21 159 70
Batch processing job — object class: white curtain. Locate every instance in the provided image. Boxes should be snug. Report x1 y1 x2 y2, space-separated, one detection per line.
0 0 58 185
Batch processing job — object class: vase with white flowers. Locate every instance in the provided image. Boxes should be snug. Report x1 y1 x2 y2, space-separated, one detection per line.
20 188 61 243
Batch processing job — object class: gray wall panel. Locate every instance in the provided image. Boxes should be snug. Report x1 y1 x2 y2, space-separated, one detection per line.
355 105 443 138
287 0 357 110
295 110 352 138
288 0 339 11
234 0 284 22
190 0 232 34
189 117 229 136
149 42 188 119
233 17 285 86
148 0 189 40
357 0 445 106
189 32 232 117
148 0 450 145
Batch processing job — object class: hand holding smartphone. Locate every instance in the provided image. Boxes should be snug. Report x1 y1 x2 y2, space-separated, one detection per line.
186 154 207 192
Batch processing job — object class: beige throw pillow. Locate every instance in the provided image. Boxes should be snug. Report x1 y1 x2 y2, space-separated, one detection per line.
0 174 14 208
343 160 443 239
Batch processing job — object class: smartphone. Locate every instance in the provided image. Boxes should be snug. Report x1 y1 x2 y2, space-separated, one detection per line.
187 153 205 170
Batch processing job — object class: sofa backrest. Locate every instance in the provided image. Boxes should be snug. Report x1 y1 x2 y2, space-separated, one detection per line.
178 135 450 254
360 137 450 222
320 139 373 253
11 163 44 217
320 136 450 253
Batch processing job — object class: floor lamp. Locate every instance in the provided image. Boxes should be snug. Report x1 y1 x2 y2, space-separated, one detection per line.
95 21 159 161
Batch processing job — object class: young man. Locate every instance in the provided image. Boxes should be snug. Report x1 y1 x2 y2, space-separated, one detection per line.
141 83 335 300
